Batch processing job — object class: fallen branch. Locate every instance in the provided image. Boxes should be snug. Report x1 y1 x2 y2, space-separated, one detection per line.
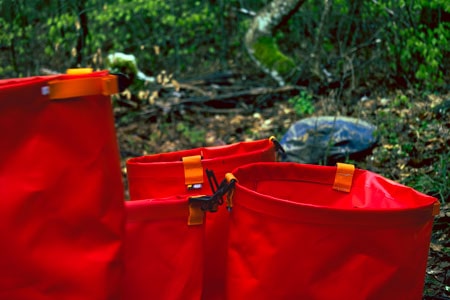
178 85 301 106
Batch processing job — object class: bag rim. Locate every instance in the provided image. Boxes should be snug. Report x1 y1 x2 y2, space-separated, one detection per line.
229 162 437 226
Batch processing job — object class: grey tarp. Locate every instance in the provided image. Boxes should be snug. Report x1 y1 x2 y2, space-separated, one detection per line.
280 116 378 164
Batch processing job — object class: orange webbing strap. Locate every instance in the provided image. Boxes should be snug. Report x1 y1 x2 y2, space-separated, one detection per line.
432 201 440 216
48 72 119 100
188 198 205 226
225 173 237 210
182 155 203 189
333 163 355 193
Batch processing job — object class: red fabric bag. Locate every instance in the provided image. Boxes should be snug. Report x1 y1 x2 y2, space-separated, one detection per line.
126 139 278 199
125 139 277 300
124 196 205 300
225 162 439 300
0 70 125 300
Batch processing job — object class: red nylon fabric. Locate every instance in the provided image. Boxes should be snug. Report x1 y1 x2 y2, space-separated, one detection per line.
124 197 204 300
127 139 277 199
227 162 437 300
126 140 276 300
0 72 125 300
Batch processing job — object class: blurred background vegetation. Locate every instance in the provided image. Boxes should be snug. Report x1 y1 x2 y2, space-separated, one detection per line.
0 0 449 91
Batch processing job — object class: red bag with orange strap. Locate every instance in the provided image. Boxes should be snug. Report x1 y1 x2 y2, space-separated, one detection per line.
222 162 439 300
124 139 278 300
0 70 125 300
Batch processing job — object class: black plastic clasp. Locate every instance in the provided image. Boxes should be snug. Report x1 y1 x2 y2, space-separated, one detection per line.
110 73 132 92
270 137 285 155
270 136 286 161
189 195 221 213
189 177 235 213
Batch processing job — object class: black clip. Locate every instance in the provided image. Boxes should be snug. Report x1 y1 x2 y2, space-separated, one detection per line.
270 136 286 161
206 169 220 193
270 136 286 155
189 177 236 213
189 195 220 213
110 73 132 92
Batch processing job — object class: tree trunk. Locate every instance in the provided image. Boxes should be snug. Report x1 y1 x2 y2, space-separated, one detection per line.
73 0 88 67
244 0 306 85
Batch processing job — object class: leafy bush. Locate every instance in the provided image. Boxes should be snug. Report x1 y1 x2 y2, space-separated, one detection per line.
379 0 449 89
288 90 315 117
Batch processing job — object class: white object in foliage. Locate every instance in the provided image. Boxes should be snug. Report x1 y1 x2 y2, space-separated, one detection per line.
107 52 155 83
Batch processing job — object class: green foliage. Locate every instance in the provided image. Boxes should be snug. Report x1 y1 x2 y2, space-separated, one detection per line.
398 23 449 88
392 93 412 108
105 55 138 81
403 153 449 203
88 0 222 73
288 90 315 117
0 0 235 76
0 0 449 90
372 92 449 204
176 122 206 146
45 13 78 56
285 0 450 90
382 0 450 89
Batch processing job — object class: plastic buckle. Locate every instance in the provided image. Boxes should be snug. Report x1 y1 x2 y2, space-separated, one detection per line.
206 169 220 193
189 176 237 213
110 72 132 92
189 195 221 213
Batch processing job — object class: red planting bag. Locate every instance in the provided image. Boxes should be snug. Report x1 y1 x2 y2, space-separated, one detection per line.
124 196 205 300
225 162 439 300
126 139 278 199
126 139 278 300
0 70 125 300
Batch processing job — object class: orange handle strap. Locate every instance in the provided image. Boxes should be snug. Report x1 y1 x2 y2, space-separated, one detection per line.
432 201 440 216
48 74 119 100
333 163 355 193
182 155 203 189
188 199 205 225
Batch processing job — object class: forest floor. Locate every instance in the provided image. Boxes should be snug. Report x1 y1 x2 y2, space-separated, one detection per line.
114 69 449 299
